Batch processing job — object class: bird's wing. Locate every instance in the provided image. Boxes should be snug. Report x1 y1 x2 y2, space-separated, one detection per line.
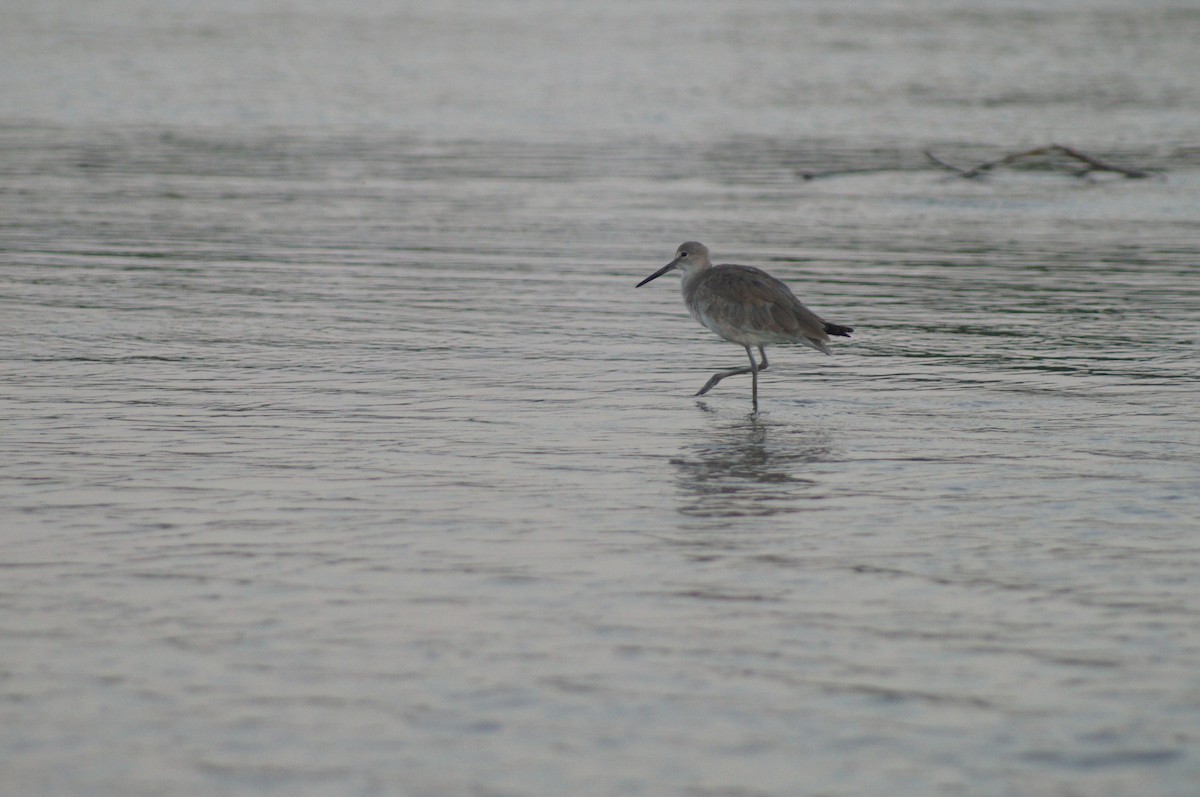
692 266 830 341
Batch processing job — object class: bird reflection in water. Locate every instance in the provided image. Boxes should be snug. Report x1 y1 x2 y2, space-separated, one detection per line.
670 405 834 518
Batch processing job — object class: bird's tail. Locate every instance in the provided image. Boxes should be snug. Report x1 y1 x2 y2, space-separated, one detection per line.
824 322 853 337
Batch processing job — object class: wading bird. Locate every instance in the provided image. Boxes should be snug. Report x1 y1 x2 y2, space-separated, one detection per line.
636 242 853 408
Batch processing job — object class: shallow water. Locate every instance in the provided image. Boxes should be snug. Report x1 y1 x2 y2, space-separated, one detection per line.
3 2 1200 796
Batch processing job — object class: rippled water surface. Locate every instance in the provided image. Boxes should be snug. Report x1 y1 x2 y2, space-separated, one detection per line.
3 2 1200 795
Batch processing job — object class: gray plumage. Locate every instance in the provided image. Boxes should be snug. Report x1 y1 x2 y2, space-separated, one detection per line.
684 263 838 354
636 241 853 407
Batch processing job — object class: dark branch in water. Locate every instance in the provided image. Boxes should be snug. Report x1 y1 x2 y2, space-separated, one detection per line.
924 144 1153 179
922 150 971 176
798 167 893 181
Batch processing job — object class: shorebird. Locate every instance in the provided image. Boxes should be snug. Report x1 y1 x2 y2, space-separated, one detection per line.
636 241 853 407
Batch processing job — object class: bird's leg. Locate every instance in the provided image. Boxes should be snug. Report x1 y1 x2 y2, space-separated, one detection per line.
694 364 754 396
693 346 765 400
757 346 769 371
747 345 758 408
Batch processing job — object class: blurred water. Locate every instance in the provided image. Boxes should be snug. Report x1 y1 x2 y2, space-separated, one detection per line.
3 2 1200 796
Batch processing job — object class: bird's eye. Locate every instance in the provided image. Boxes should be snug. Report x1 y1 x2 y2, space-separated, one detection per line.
679 252 688 258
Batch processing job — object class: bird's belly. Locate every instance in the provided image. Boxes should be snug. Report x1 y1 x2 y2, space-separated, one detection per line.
692 306 790 346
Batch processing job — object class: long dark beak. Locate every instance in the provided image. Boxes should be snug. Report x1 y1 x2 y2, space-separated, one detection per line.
636 258 680 287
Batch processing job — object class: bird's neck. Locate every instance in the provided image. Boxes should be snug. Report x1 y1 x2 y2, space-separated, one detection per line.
679 264 709 295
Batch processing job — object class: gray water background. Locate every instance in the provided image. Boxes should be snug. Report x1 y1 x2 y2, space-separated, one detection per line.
2 1 1199 795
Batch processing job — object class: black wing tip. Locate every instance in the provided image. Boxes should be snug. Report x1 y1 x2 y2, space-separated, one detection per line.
824 322 854 337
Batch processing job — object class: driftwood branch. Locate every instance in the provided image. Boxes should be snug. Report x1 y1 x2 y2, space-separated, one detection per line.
798 167 890 181
924 144 1152 179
